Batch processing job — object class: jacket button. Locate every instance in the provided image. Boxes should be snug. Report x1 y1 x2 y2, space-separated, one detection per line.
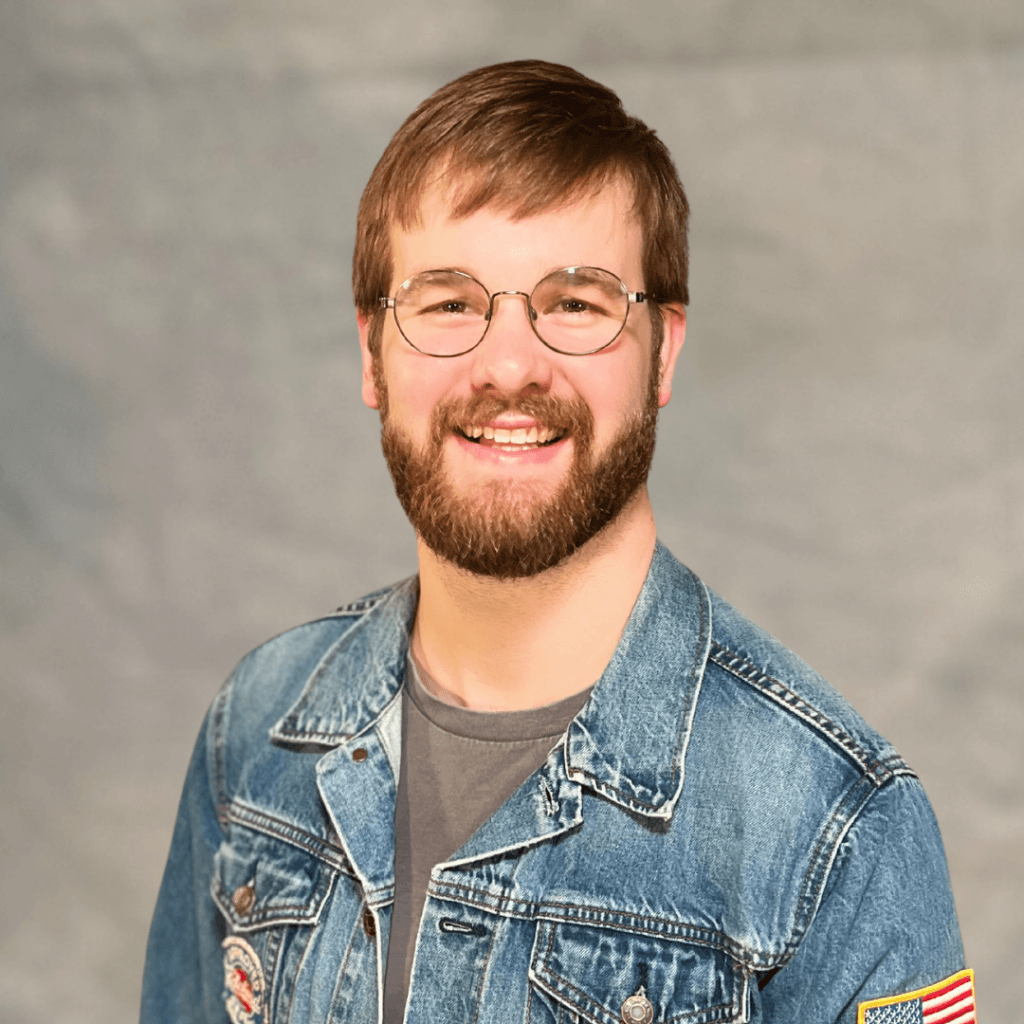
232 884 256 915
352 748 368 762
362 908 376 938
621 992 653 1024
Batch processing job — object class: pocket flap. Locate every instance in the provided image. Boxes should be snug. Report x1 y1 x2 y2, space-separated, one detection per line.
212 821 338 932
530 920 745 1024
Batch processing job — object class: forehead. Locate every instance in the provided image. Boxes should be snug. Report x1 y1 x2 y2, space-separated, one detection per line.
389 177 643 289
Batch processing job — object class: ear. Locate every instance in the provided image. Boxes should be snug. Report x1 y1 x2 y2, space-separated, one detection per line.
655 304 686 407
357 309 379 410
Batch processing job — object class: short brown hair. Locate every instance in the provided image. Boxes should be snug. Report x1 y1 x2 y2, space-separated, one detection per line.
352 60 689 353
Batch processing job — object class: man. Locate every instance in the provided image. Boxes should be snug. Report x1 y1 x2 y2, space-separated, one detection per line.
143 61 973 1024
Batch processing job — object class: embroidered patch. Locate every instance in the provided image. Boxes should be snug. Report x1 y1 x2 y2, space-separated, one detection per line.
222 934 267 1024
858 969 976 1024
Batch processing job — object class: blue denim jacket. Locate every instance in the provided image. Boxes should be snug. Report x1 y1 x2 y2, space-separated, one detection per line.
142 543 964 1023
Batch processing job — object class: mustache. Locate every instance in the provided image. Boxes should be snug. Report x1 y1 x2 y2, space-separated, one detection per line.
430 392 594 446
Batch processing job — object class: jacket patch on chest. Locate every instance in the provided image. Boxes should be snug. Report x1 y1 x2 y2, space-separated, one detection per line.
222 934 267 1024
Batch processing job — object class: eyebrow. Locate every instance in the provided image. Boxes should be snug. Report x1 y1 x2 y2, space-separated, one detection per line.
402 265 602 290
403 265 476 280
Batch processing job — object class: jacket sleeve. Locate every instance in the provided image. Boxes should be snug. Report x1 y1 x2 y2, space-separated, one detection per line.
141 697 229 1023
757 774 967 1023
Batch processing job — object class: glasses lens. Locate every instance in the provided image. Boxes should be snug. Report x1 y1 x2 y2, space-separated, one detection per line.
393 272 490 356
530 267 630 354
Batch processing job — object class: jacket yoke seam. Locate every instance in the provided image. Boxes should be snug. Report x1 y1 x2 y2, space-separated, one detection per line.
219 799 355 875
429 882 775 971
707 643 915 782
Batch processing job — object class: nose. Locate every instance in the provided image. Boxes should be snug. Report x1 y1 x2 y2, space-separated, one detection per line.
468 291 554 396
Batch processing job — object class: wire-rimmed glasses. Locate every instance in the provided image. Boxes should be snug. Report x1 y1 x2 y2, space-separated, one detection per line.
379 266 647 357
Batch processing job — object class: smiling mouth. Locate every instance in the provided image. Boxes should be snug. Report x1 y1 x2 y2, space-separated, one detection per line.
456 424 567 451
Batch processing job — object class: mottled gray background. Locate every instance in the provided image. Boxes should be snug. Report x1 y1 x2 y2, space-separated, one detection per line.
1 2 1021 1021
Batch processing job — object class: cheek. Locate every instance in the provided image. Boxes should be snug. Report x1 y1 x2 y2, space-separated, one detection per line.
381 345 459 429
584 354 651 433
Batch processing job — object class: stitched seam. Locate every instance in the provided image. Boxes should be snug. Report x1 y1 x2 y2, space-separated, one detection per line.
211 685 230 821
333 588 396 614
880 752 917 777
221 801 354 874
263 926 285 1022
547 963 736 1024
668 582 710 802
283 898 327 1023
659 577 708 815
213 872 335 926
532 924 602 1024
564 580 711 816
783 774 878 964
273 727 351 744
532 922 743 1024
213 896 325 929
470 913 502 1024
325 896 365 1022
431 885 776 970
707 644 900 778
560 770 667 813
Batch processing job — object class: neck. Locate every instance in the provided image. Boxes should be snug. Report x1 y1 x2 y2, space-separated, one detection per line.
412 487 657 711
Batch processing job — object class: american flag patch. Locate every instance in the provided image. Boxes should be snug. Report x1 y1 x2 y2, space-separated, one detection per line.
858 969 976 1024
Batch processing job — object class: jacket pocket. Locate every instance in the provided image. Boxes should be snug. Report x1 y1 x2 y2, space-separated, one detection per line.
211 818 339 932
528 920 746 1024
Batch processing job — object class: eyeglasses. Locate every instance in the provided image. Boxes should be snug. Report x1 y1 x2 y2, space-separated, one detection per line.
379 266 647 357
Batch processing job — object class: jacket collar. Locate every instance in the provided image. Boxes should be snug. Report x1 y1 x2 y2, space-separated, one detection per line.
269 578 417 746
270 542 712 821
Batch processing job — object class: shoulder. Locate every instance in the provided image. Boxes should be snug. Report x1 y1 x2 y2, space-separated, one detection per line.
700 587 911 785
668 575 949 963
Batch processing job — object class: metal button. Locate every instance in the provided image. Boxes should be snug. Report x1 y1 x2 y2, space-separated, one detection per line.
362 908 376 938
621 991 654 1024
352 747 368 762
231 883 256 915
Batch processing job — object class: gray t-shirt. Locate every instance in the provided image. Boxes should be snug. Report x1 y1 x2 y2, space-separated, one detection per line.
382 654 593 1024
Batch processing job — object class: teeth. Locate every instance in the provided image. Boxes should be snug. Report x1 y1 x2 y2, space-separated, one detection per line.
464 424 562 445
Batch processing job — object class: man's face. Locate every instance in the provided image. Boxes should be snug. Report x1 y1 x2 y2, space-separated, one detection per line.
358 179 684 578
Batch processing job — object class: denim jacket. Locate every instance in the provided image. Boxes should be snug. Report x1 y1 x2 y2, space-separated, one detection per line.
142 543 964 1023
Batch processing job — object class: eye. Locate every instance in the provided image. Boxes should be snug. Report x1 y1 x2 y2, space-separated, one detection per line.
420 297 479 317
543 295 596 316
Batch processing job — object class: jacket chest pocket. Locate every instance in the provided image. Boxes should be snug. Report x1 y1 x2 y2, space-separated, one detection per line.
528 920 747 1024
212 821 341 1022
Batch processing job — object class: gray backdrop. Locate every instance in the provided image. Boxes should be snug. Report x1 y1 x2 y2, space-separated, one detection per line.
1 2 1021 1021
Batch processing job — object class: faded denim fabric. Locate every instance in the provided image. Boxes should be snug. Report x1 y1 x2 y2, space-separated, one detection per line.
142 543 964 1024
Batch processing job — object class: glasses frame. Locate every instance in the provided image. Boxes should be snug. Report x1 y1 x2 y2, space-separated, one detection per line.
379 266 647 358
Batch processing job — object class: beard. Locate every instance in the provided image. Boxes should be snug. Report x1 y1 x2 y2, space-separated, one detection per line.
377 371 660 579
